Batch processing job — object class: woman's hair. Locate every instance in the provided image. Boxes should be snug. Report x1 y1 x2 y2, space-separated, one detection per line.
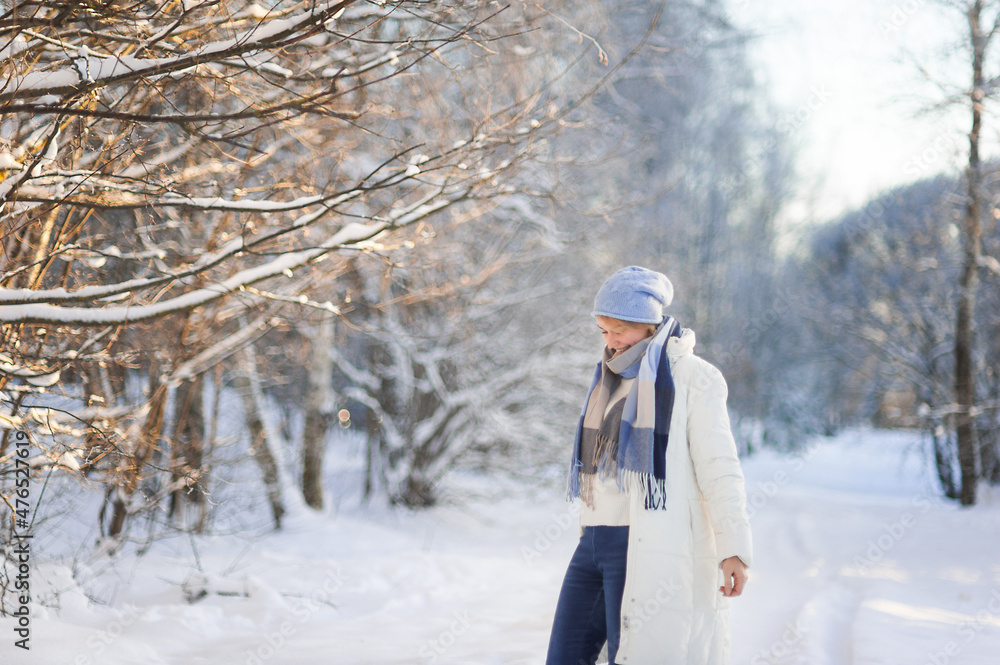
597 315 657 339
630 321 657 338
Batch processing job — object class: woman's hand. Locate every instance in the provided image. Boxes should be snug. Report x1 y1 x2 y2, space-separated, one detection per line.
720 556 748 597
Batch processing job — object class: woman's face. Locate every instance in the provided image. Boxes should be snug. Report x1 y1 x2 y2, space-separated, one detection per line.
596 316 654 355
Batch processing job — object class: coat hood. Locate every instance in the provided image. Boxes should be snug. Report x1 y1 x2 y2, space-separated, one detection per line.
666 327 696 360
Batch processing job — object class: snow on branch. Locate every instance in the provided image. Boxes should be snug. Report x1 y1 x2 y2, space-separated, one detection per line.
10 183 363 213
327 347 379 392
0 192 460 325
0 179 460 306
0 0 356 103
0 95 361 124
167 315 273 385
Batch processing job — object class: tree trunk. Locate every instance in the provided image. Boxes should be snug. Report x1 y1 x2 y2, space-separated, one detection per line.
169 375 209 530
364 408 380 502
237 348 286 530
105 362 167 539
302 316 335 510
981 430 1000 484
956 0 986 506
81 363 108 474
933 428 960 500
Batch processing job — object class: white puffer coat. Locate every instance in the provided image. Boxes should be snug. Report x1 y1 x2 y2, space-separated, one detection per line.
613 328 753 665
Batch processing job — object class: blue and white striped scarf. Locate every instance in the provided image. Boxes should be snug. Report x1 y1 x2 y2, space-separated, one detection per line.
568 317 682 510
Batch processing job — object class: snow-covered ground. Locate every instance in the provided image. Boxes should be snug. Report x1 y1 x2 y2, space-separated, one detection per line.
3 429 1000 664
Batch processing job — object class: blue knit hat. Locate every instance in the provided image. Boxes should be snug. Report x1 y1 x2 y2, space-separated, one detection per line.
591 266 674 324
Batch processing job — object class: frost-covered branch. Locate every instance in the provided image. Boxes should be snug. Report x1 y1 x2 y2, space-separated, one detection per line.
0 191 463 324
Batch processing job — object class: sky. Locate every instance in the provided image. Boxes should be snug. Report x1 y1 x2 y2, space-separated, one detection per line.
727 0 979 232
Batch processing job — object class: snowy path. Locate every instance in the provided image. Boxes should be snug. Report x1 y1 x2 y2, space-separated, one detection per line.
731 430 1000 665
4 429 1000 664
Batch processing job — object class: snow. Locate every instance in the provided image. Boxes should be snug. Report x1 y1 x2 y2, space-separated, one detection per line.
2 429 999 664
0 355 60 387
0 151 21 170
0 36 29 62
732 430 1000 665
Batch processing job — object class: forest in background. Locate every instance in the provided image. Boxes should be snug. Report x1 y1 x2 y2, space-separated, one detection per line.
1 0 998 611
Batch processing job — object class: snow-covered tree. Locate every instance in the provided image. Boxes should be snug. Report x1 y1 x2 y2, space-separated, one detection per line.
0 0 595 540
849 0 1000 504
320 197 583 507
788 166 1000 499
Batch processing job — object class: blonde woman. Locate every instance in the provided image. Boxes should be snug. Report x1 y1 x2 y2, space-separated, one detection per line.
546 266 752 665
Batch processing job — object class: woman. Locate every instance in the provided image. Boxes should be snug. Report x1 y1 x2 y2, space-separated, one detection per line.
546 266 753 665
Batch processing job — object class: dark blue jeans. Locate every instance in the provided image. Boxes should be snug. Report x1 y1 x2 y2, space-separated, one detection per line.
546 525 629 665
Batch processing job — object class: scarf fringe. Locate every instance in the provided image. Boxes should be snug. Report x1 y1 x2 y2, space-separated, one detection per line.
579 472 594 509
578 468 668 511
623 468 669 511
592 434 618 475
580 435 619 509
